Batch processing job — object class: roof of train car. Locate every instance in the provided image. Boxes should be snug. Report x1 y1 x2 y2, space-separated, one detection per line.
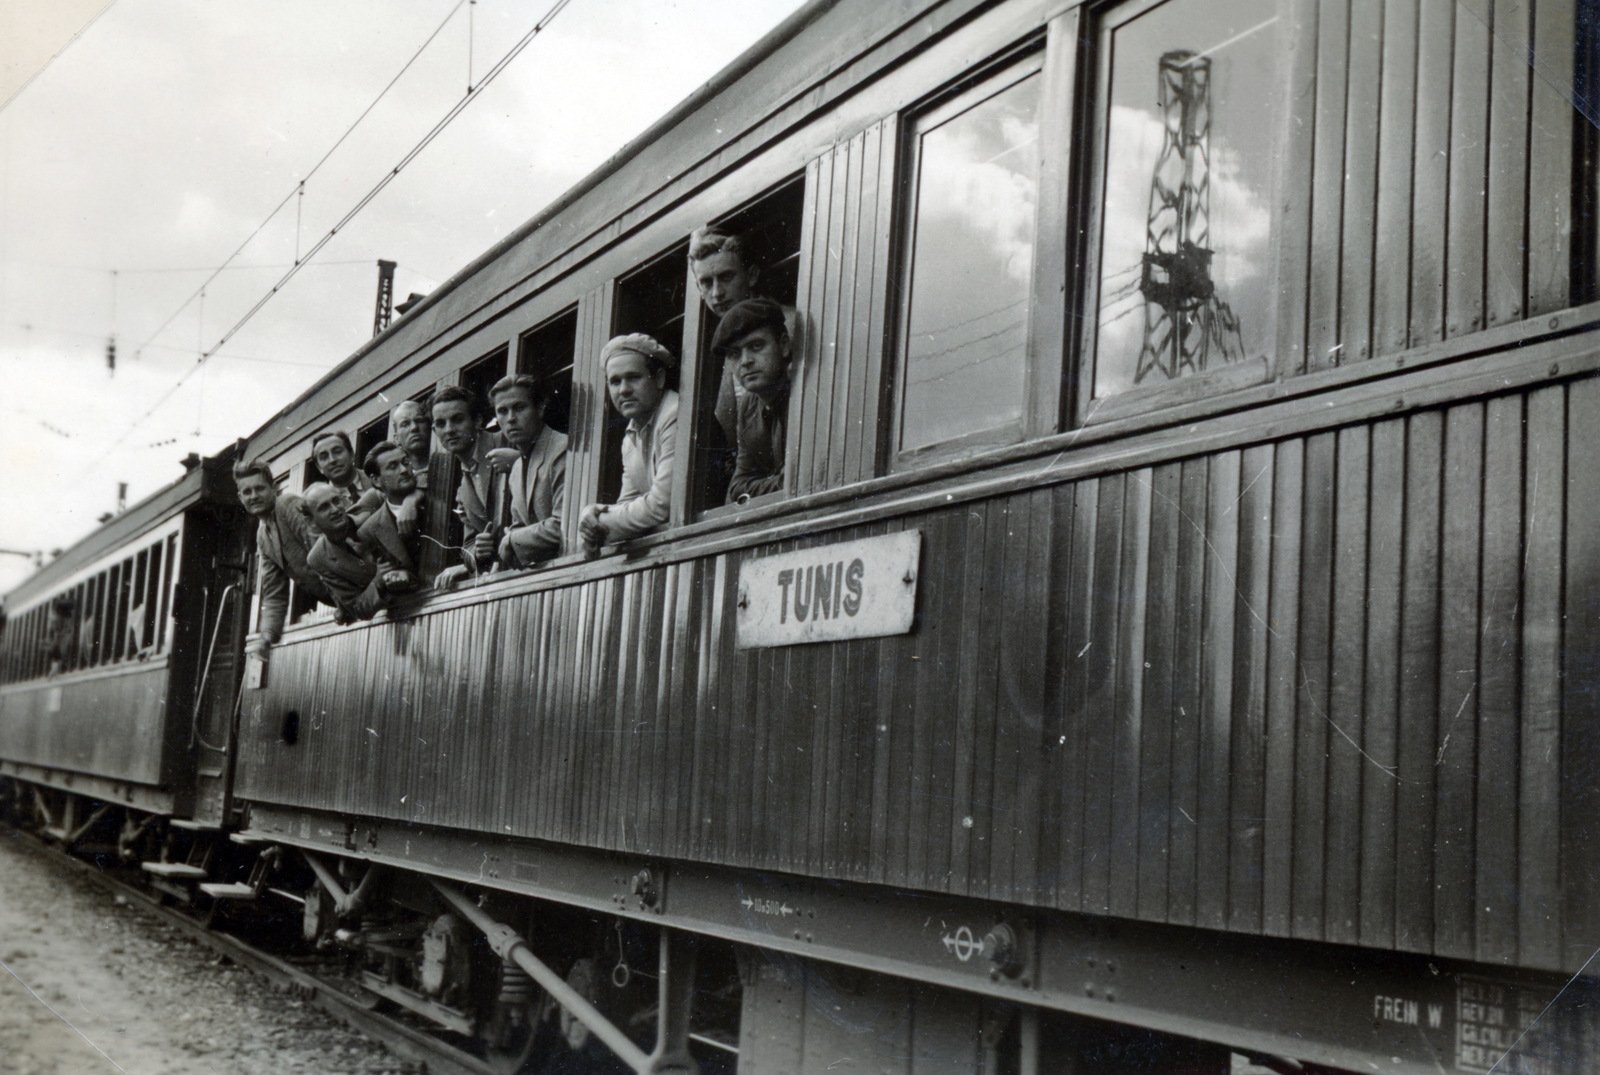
242 0 869 459
3 449 240 610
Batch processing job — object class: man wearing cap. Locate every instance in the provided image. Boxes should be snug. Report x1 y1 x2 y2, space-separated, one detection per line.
489 373 567 569
234 458 334 655
688 227 797 448
716 298 793 503
304 482 412 623
311 431 383 524
579 334 679 551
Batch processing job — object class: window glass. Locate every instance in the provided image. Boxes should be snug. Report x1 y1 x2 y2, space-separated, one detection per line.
899 61 1042 455
519 311 577 435
1091 0 1280 401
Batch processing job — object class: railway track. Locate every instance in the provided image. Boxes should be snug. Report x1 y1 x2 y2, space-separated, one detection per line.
4 824 508 1075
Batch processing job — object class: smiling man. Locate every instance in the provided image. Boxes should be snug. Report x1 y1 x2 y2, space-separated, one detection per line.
715 298 792 503
234 458 334 653
430 385 505 588
304 482 413 622
311 431 383 523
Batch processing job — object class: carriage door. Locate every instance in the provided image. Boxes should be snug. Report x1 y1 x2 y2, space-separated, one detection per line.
189 507 254 827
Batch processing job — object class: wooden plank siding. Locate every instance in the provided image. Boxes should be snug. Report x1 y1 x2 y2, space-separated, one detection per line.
790 119 896 496
1297 0 1583 366
239 374 1594 973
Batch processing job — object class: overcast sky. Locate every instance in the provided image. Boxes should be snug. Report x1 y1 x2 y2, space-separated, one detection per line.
0 0 805 596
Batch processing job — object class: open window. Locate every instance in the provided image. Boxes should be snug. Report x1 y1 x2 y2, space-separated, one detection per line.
460 346 509 426
684 177 805 515
355 415 389 469
1076 0 1282 422
605 245 689 505
519 308 577 435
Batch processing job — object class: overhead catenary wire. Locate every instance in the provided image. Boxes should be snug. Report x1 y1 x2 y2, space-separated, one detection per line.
131 0 469 357
0 0 123 117
69 0 575 483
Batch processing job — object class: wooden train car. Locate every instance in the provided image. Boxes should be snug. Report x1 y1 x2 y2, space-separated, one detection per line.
0 450 252 840
7 0 1600 1071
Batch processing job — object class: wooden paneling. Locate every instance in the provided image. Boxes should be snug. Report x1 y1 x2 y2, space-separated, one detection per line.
0 665 171 787
237 373 1598 974
790 119 895 495
1294 0 1583 364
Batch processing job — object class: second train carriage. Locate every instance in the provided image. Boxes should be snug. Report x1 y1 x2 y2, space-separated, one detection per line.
4 0 1600 1070
0 449 252 843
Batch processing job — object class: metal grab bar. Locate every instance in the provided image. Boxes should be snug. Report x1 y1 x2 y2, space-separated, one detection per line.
190 582 238 752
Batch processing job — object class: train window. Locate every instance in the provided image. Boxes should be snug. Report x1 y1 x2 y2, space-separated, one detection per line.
685 177 805 514
355 415 389 466
460 346 509 423
519 309 577 436
157 533 176 652
606 244 688 505
1082 0 1280 412
893 50 1045 462
116 558 131 659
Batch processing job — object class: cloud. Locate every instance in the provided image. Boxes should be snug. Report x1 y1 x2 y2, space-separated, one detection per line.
0 0 807 593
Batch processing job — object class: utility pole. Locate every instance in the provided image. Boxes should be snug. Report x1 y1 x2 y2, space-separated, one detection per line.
374 259 397 337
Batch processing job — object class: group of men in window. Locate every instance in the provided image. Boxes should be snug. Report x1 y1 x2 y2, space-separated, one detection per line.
237 223 795 655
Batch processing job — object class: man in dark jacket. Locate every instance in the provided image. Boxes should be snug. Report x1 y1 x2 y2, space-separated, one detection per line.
715 298 793 503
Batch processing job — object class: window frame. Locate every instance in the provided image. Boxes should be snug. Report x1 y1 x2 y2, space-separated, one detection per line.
885 22 1077 473
1069 0 1291 428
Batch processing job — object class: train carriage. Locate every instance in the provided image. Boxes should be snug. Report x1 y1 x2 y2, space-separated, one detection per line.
0 450 252 845
7 0 1600 1071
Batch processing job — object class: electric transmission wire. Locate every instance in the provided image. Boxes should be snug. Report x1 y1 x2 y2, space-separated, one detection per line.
0 0 123 117
133 0 469 356
72 0 575 483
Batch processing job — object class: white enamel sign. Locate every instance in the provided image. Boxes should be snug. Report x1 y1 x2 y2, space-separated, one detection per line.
736 531 920 649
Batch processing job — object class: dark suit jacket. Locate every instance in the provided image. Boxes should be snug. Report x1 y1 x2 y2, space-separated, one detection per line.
257 493 333 644
307 532 386 621
500 426 568 567
357 498 424 578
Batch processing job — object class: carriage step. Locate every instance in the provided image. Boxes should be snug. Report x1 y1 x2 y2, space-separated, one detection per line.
142 862 209 879
147 877 193 904
199 882 256 900
229 832 266 846
169 819 222 832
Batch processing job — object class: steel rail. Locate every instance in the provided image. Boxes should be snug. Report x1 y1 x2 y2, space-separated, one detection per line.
1 824 501 1075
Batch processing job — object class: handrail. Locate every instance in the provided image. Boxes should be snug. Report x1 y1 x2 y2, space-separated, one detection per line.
190 582 238 752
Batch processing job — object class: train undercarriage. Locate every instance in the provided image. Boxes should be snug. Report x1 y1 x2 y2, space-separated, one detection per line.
5 775 1596 1075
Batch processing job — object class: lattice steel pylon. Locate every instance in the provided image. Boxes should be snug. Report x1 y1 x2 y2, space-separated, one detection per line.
1135 49 1245 383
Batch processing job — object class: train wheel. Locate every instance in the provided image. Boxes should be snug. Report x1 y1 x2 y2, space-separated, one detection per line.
558 957 599 1052
478 954 545 1073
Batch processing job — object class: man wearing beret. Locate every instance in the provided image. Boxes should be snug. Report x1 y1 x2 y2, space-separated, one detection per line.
715 298 792 503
